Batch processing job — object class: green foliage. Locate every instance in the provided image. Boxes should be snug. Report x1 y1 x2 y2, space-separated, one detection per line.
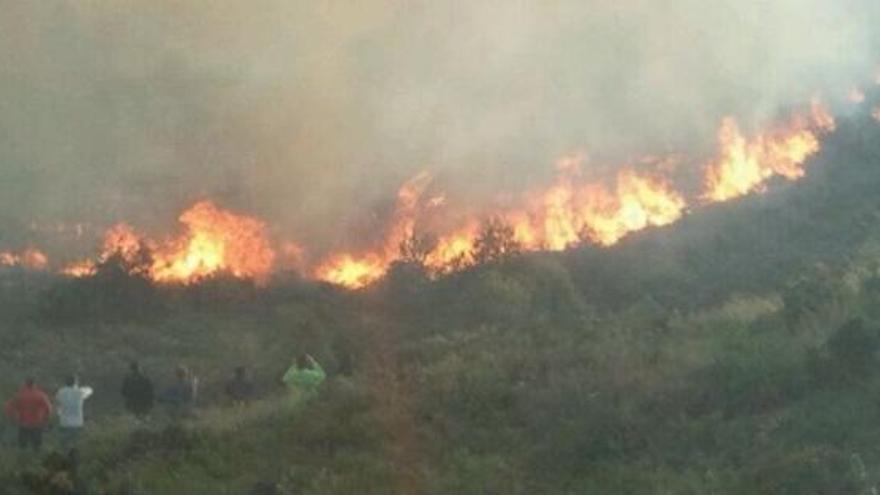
824 318 880 378
781 266 848 330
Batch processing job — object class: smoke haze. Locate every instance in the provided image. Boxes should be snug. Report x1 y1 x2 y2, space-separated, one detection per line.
1 0 878 256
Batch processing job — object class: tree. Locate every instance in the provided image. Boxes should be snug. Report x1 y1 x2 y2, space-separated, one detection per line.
398 231 436 267
471 218 521 266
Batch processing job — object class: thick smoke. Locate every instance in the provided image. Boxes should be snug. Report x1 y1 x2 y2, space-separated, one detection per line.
0 0 877 257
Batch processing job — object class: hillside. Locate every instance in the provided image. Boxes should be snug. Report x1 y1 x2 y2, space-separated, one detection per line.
2 111 880 494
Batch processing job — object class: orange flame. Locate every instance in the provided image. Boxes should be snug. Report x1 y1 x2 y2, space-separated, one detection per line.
497 157 686 251
61 259 97 278
579 169 686 246
702 101 835 202
64 201 276 285
0 249 49 270
150 201 276 284
313 171 433 288
314 253 387 289
423 222 480 274
45 98 839 290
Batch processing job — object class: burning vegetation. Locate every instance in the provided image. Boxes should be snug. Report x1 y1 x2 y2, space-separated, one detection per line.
308 99 835 288
0 249 49 271
60 201 277 286
702 100 836 202
2 99 845 290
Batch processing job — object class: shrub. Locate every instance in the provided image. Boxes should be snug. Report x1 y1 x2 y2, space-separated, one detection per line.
825 318 880 377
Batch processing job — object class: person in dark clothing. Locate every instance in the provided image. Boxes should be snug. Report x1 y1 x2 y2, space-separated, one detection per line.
225 366 255 405
159 365 198 417
121 362 155 418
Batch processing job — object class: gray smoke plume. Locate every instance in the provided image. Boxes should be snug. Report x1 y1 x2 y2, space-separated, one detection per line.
1 0 877 258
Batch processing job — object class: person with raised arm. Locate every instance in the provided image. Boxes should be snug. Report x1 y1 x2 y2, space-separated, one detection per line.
282 354 326 410
55 375 93 451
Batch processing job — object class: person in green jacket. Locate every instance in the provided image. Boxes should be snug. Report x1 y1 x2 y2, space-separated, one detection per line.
282 354 326 409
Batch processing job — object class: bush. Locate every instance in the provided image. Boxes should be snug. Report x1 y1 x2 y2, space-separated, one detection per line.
825 318 880 377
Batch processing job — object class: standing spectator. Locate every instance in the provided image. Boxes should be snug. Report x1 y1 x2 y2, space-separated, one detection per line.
55 375 93 452
121 361 154 418
5 377 53 451
159 365 198 417
225 366 255 405
282 354 326 410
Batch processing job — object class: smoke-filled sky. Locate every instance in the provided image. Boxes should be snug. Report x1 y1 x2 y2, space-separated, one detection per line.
1 0 878 254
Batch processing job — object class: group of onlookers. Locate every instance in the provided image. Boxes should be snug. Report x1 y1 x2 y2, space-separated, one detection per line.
3 353 325 453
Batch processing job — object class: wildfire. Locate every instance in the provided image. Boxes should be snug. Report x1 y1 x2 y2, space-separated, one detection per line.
0 249 49 270
539 180 582 250
312 100 831 288
501 160 687 250
280 242 307 273
150 201 276 283
312 171 433 289
314 253 387 289
702 101 835 202
10 97 841 290
579 170 686 246
60 260 96 278
64 201 277 285
423 223 480 274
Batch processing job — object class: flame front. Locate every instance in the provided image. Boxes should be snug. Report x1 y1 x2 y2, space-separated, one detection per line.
579 170 686 246
35 99 838 289
702 101 835 202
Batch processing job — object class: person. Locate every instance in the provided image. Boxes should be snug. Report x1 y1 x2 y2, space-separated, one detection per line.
159 365 198 416
225 366 255 405
55 375 93 451
121 361 155 418
282 354 326 410
4 378 53 451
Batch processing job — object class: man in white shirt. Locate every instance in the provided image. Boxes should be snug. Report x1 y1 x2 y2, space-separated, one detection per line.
55 375 93 452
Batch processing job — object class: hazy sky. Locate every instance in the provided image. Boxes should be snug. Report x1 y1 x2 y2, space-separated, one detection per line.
1 0 878 254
